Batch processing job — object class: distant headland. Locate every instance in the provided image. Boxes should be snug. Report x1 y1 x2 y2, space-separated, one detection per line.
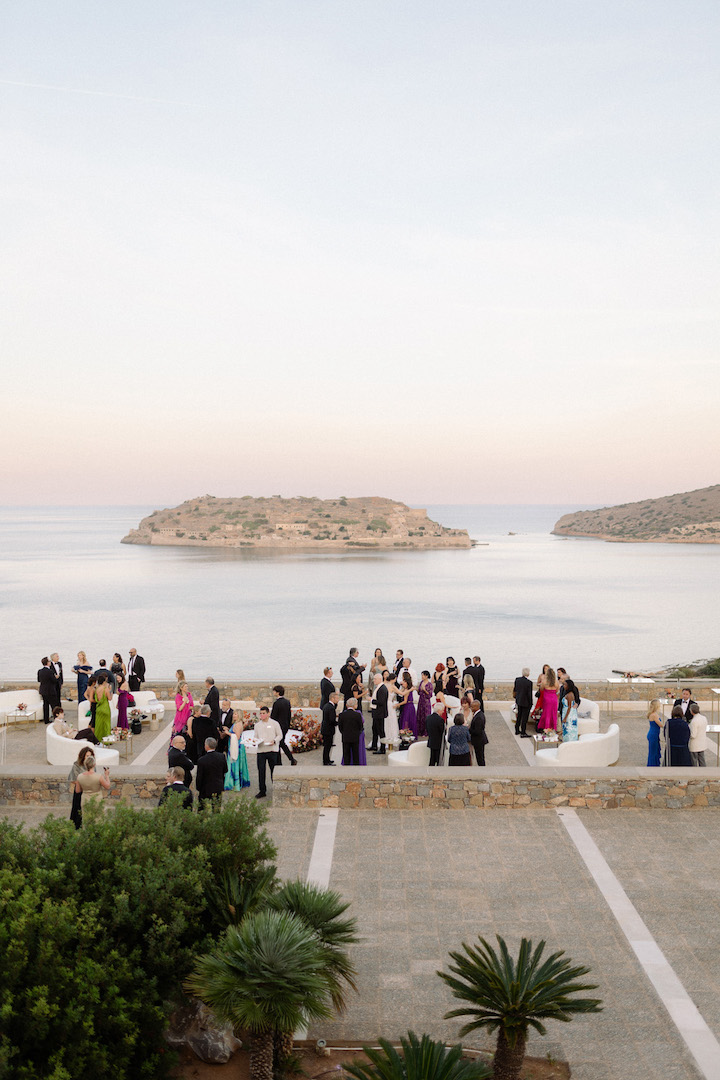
553 484 720 544
121 495 472 550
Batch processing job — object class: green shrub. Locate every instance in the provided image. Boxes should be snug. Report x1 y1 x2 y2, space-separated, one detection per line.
0 801 275 1080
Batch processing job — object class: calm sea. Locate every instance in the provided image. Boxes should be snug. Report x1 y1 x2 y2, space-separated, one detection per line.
1 504 718 682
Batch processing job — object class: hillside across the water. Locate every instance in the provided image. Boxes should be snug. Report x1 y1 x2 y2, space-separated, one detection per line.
121 495 472 549
553 484 720 543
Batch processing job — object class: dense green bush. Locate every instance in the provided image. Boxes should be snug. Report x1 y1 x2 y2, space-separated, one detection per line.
0 800 275 1080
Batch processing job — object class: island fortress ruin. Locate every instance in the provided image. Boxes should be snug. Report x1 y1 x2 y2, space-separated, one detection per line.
121 495 472 550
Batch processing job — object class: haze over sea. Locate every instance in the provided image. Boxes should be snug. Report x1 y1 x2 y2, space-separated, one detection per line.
1 504 718 682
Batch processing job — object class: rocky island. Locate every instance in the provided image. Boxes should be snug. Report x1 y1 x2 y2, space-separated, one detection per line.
121 495 472 550
553 484 720 544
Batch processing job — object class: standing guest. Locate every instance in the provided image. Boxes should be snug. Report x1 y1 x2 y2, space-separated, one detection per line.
340 648 365 706
462 658 476 692
67 746 94 829
73 651 93 703
688 703 708 767
204 677 221 727
426 704 446 766
459 695 473 726
393 650 405 680
416 670 433 738
370 674 388 754
254 705 283 799
168 735 194 787
222 720 251 791
557 668 579 716
174 668 186 692
469 701 488 766
271 685 298 766
95 659 115 692
533 667 559 732
383 669 400 746
665 706 692 766
127 648 146 692
674 688 698 717
319 667 335 709
116 678 130 731
37 657 56 723
321 691 339 765
368 648 386 696
444 657 460 697
338 697 364 765
397 671 418 738
191 705 218 764
173 683 193 737
219 698 234 730
186 705 202 762
646 700 663 767
111 653 126 688
195 737 227 810
433 663 446 695
85 675 97 726
158 766 194 809
77 754 111 816
513 667 534 737
398 656 418 688
561 690 579 742
471 656 485 704
49 653 63 707
532 664 551 724
447 714 472 765
93 674 113 743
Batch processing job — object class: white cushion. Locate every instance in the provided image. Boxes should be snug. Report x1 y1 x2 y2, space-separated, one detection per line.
577 716 600 735
388 740 430 766
46 725 119 767
576 698 600 721
0 689 44 716
131 692 165 717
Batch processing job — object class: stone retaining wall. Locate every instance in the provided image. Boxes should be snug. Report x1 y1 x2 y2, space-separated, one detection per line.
0 772 165 806
272 767 720 810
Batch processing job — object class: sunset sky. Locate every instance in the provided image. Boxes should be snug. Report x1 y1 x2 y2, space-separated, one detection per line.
3 1 719 506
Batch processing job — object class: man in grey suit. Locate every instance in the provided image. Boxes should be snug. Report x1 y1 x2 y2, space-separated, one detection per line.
513 667 534 737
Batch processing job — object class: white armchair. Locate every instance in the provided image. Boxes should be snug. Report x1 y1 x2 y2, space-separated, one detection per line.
388 740 431 767
131 691 166 718
535 724 620 767
576 698 600 734
46 725 120 768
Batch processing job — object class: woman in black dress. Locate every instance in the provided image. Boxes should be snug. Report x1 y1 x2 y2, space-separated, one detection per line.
445 657 460 697
665 706 692 766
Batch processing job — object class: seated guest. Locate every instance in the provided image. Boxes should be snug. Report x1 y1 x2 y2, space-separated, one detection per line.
158 765 194 810
75 716 99 745
447 714 472 765
52 706 75 739
664 706 692 766
168 735 194 787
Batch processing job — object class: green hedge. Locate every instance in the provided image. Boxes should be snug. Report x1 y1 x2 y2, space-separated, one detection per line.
0 800 276 1080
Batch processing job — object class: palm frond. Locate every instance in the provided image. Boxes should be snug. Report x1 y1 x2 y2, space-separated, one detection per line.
344 1032 491 1080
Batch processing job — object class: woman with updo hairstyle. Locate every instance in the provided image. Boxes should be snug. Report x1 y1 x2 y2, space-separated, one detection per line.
67 745 94 829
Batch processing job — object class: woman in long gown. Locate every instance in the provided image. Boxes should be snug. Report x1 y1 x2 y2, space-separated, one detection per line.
93 675 113 742
397 671 417 738
561 689 579 742
385 684 400 745
416 671 432 737
665 707 692 766
173 683 193 737
444 657 460 698
116 678 130 731
368 648 386 697
536 668 559 732
73 651 93 703
222 721 251 791
646 699 662 767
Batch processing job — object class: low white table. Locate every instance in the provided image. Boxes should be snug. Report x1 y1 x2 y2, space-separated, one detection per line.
533 733 560 755
7 707 38 729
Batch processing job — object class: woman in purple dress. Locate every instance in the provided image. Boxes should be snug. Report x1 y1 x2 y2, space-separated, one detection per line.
116 678 130 731
397 671 418 738
416 670 432 737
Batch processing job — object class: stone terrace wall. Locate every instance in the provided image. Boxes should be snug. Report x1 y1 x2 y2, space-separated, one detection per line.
0 771 165 807
272 766 720 810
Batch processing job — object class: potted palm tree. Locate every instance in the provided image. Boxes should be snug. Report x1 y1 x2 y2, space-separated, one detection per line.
438 935 602 1080
345 1031 491 1080
186 909 332 1080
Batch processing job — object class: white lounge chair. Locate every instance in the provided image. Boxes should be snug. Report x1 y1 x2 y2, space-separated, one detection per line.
131 691 166 719
388 740 431 766
535 724 620 767
0 688 45 724
576 698 600 735
46 724 120 768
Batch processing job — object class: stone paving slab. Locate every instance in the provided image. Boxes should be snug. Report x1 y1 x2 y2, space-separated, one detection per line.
307 808 703 1080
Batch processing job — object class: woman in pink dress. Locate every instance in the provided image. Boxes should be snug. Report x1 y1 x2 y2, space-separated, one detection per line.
537 667 559 731
173 682 193 736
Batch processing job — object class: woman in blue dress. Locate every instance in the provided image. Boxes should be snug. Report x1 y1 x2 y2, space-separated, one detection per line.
73 651 93 703
646 699 662 767
222 721 250 791
561 690 579 742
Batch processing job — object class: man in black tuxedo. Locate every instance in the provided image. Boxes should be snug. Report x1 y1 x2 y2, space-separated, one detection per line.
472 656 485 703
513 667 534 737
95 660 115 692
340 649 365 706
195 737 227 810
204 677 221 726
320 667 335 709
271 684 298 765
321 691 339 766
674 688 698 718
37 657 57 723
370 673 388 754
49 653 63 707
337 697 364 765
220 699 234 728
393 650 404 679
127 648 146 692
158 766 194 810
426 706 445 766
168 735 194 787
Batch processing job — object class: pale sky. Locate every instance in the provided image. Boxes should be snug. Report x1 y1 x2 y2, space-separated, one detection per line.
3 1 719 506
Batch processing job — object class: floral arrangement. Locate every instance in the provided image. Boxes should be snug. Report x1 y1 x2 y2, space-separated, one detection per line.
16 703 27 712
290 711 322 753
399 727 415 741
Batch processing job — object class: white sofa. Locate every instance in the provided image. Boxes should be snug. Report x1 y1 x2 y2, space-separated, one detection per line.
46 724 119 768
0 689 45 723
576 698 600 735
388 740 431 767
535 724 620 767
131 691 165 719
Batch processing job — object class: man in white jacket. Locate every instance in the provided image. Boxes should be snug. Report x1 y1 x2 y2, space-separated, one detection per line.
688 703 708 767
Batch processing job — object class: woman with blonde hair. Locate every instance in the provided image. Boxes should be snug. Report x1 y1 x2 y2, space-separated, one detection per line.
77 753 112 817
646 698 663 767
534 666 559 732
173 682 193 737
73 650 93 703
175 668 186 693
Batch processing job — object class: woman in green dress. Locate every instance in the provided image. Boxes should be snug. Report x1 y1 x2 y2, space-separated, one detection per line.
93 674 113 742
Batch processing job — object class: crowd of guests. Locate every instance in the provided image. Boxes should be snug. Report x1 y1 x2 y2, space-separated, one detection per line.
647 690 709 767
